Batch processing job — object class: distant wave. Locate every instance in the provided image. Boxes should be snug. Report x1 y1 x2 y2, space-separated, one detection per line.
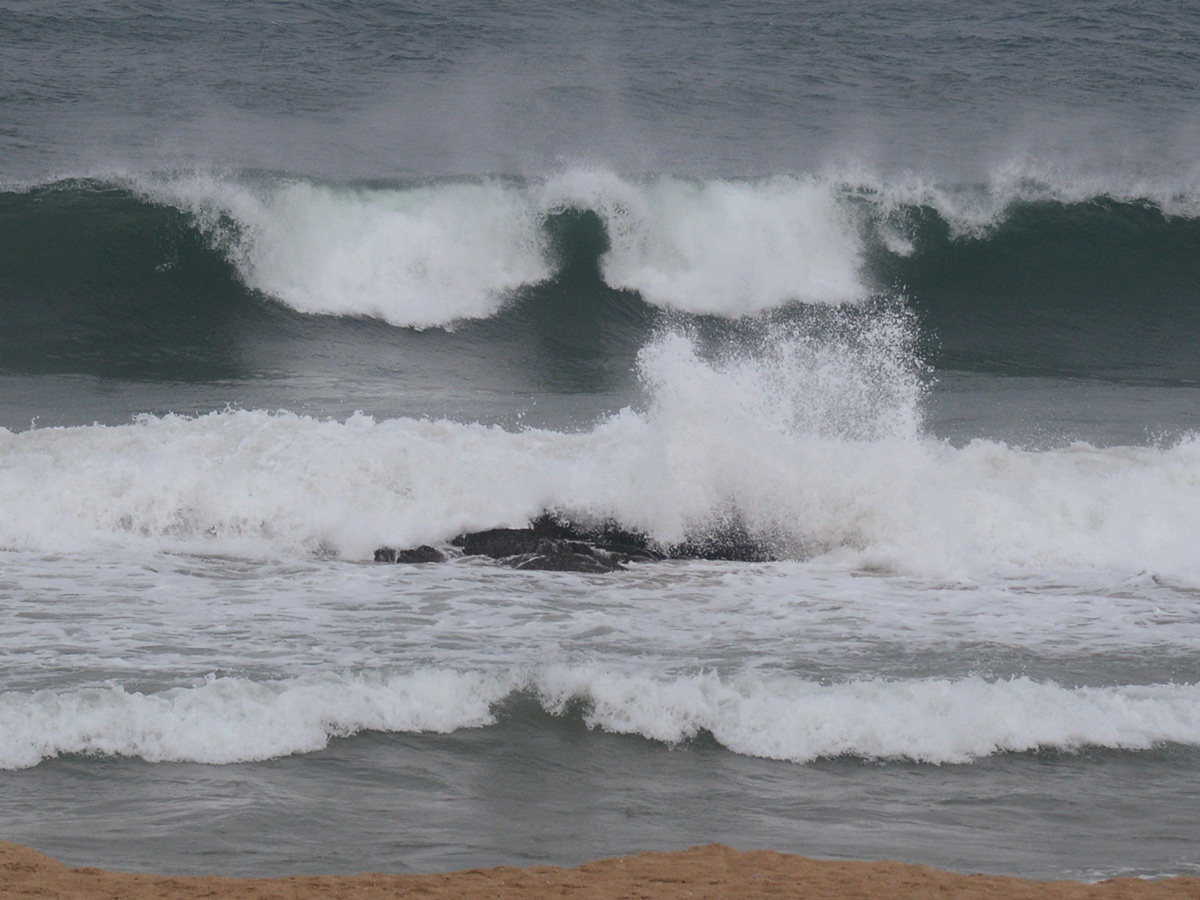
123 167 1200 333
139 169 867 323
4 170 1200 381
4 666 1199 769
3 169 1198 322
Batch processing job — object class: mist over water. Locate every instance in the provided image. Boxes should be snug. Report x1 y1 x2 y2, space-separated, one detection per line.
3 1 1198 181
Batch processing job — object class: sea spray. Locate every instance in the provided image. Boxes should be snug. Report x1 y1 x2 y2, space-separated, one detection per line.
4 311 1200 580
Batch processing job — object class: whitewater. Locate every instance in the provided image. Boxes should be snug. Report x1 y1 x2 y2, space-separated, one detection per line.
5 0 1200 884
132 166 1200 325
5 162 1200 881
3 327 1200 576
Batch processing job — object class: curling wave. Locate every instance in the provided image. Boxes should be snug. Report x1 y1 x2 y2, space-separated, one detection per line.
4 666 1199 769
4 170 1200 383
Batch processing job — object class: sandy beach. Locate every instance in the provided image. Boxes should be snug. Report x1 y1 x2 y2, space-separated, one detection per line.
2 842 1197 900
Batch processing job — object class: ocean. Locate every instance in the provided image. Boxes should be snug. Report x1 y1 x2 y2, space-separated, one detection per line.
3 0 1200 882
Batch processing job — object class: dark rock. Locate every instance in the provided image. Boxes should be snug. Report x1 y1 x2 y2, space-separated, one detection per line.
374 545 446 564
667 516 779 562
379 511 776 568
592 540 666 563
499 550 621 573
452 528 542 558
462 532 625 573
526 514 667 563
667 536 778 562
450 517 665 569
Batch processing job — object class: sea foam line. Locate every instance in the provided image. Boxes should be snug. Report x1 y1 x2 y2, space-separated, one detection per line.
0 670 513 770
4 668 1199 770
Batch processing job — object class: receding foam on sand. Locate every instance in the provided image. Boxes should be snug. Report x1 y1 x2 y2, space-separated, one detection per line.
2 842 1196 900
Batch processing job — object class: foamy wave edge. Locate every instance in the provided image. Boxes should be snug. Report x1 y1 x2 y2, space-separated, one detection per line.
122 166 1200 327
3 342 1200 580
4 667 1199 769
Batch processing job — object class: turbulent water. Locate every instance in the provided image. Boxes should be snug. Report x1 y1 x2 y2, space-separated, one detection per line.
3 0 1200 883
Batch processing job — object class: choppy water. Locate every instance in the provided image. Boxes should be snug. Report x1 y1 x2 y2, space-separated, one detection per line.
2 0 1200 882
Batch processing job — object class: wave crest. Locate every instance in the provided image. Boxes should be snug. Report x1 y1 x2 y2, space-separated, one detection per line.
141 170 871 325
5 667 1198 769
6 169 1200 339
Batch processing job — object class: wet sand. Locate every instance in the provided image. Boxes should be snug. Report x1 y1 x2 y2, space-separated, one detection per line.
2 841 1197 899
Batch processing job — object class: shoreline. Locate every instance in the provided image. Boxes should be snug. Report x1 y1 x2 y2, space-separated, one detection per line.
3 842 1197 900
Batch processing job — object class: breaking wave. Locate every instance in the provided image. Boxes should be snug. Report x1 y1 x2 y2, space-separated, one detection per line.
4 168 1199 329
4 666 1199 770
2 317 1199 581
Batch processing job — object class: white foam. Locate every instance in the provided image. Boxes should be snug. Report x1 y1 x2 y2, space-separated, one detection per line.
133 166 1200 326
4 667 1198 769
0 670 512 769
140 169 869 324
538 668 1200 764
145 174 552 327
539 170 866 313
3 323 1200 580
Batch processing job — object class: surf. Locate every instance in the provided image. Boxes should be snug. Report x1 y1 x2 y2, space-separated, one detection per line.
3 319 1200 582
5 667 1199 769
5 168 1199 335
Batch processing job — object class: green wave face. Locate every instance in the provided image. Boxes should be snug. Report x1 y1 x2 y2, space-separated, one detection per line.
3 179 1199 386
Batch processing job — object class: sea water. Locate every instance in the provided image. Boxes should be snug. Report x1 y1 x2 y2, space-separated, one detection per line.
2 0 1200 881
